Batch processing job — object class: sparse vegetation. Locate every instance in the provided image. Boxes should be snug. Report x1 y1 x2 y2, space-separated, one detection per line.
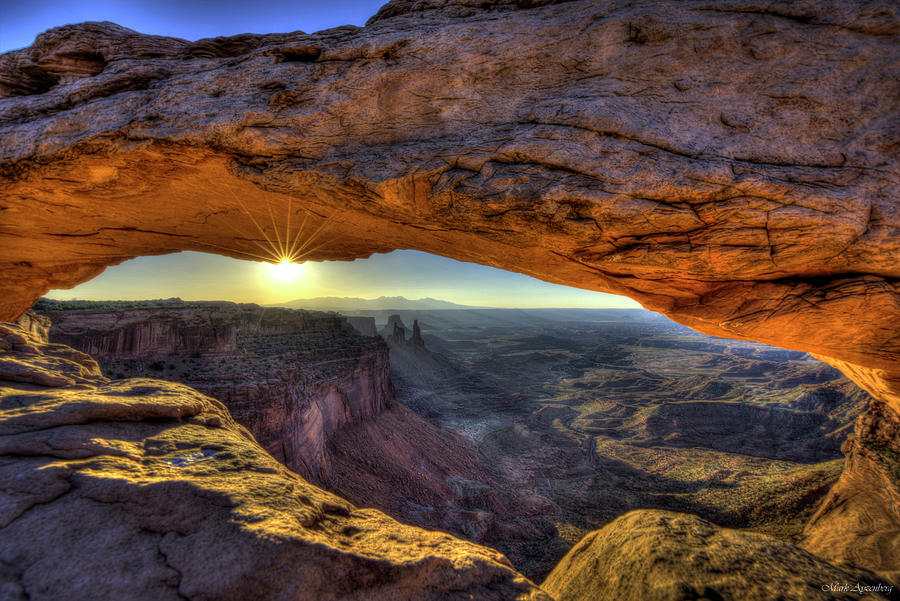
860 437 900 485
37 304 871 581
387 308 870 577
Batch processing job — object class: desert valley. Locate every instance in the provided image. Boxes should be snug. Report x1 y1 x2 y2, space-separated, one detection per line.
1 0 898 599
28 297 877 583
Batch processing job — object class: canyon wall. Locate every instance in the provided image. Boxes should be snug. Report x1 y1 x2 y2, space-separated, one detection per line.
0 320 548 601
346 316 378 337
804 400 900 583
39 303 566 576
48 304 239 356
1 0 898 580
42 302 394 480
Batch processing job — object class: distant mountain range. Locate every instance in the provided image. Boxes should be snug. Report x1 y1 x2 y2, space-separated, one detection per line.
271 296 485 311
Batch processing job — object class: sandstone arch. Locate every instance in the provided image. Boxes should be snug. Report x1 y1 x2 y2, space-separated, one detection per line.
1 0 898 577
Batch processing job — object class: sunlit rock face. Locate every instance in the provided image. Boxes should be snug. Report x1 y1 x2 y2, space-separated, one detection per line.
42 302 394 479
804 400 900 584
0 0 898 581
542 510 893 601
0 320 549 601
0 0 897 410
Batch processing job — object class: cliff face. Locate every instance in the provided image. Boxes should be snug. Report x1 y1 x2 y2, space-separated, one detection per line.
42 303 394 480
49 305 238 356
0 0 898 582
39 303 561 576
804 401 900 583
0 320 549 601
0 1 896 417
346 316 377 337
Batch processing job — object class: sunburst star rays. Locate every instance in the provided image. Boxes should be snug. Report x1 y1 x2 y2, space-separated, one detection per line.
193 189 335 269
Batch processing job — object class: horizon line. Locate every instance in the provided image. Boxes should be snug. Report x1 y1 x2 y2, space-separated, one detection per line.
40 294 649 311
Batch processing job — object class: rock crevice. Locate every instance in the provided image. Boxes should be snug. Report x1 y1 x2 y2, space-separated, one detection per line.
0 0 898 584
0 1 896 413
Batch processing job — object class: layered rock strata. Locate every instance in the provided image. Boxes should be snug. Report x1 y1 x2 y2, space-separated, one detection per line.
0 320 549 601
38 301 559 576
41 301 394 481
0 0 898 580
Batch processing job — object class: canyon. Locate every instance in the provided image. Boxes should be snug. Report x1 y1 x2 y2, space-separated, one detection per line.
2 305 896 599
1 0 898 597
35 299 556 560
27 300 884 584
40 299 393 479
0 318 548 600
362 306 881 575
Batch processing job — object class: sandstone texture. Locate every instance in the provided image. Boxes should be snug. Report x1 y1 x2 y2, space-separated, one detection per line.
0 0 896 413
542 510 896 601
804 400 900 584
13 311 50 342
0 320 550 600
1 0 899 584
40 300 394 480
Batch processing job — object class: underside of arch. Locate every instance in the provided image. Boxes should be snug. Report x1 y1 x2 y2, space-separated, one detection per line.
1 0 899 576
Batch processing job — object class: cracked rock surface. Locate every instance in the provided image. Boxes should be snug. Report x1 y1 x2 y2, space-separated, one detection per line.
0 0 897 414
0 321 549 601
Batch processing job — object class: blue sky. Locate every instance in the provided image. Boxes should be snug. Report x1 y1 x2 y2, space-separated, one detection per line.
0 0 387 52
4 1 640 309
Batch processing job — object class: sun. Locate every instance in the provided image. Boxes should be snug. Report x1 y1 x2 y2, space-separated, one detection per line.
268 258 304 281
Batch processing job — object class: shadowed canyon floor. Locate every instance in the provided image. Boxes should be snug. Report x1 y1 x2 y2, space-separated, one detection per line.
1 0 899 596
2 310 897 600
30 300 891 585
342 306 879 577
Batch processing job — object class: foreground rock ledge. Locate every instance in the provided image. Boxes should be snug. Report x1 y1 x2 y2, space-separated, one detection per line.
3 325 897 600
542 510 896 601
0 0 898 584
0 0 897 413
0 321 549 601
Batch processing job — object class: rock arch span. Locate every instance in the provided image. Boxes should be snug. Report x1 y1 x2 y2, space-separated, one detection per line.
1 0 898 577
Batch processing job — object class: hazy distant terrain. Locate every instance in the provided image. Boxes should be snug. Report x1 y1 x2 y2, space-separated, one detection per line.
272 296 486 311
34 297 872 580
363 306 870 577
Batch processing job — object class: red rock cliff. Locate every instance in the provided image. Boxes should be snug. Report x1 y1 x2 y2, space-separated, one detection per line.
0 320 548 601
1 0 898 579
42 302 394 480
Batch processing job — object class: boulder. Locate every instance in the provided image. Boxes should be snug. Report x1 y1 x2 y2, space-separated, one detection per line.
542 510 896 601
